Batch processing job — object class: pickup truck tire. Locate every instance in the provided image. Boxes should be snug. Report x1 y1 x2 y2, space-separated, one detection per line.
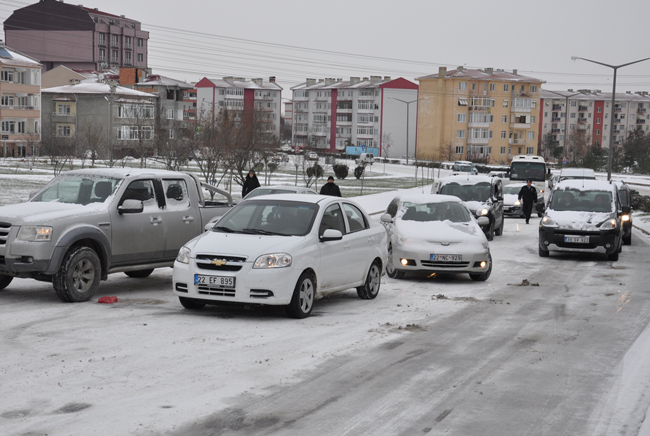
53 246 101 302
125 269 154 278
0 274 13 291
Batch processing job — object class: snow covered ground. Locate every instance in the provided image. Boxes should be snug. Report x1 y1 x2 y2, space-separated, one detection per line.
2 160 650 435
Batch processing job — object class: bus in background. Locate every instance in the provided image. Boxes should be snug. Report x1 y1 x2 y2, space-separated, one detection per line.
509 155 548 182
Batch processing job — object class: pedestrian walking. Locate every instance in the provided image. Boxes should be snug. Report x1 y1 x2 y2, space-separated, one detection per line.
518 179 538 224
242 169 261 198
320 176 342 197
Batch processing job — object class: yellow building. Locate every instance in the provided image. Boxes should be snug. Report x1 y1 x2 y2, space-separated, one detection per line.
416 67 545 164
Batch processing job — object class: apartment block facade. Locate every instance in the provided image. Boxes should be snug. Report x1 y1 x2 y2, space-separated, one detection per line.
539 90 650 151
290 76 418 157
4 0 149 72
195 76 283 138
0 43 41 158
416 67 545 164
284 101 293 127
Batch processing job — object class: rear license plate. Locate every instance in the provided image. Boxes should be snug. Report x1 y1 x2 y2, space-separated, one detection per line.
564 236 589 244
194 275 236 288
431 254 462 262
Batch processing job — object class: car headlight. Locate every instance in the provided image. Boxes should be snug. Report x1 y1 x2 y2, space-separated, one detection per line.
176 246 191 264
17 226 52 242
621 214 630 222
541 216 558 227
253 253 292 269
476 208 489 216
599 219 617 229
514 200 521 206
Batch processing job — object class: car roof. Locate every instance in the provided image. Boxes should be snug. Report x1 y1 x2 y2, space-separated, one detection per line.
441 174 494 185
554 179 615 191
252 185 314 192
560 168 596 176
240 193 342 205
63 168 186 178
397 194 463 204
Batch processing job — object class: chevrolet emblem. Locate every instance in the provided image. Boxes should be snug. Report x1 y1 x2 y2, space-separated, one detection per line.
211 259 227 266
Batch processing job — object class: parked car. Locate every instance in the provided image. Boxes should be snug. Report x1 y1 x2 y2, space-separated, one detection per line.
613 180 633 245
548 174 561 189
559 168 596 182
172 194 387 318
434 175 504 241
503 182 545 218
306 152 319 161
280 144 292 153
380 194 492 281
243 185 317 200
355 153 375 165
488 171 508 179
0 169 234 302
453 161 478 175
539 179 625 260
271 154 289 164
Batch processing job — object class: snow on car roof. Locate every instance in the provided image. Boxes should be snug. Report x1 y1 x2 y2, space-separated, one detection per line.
63 168 188 178
398 194 462 204
441 175 493 185
554 179 614 191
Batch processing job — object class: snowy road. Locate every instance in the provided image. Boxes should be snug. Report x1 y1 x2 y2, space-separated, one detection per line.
2 200 650 435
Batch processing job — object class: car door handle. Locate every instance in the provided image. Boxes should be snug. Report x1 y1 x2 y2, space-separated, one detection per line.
150 216 163 225
343 244 350 250
367 236 374 243
182 215 194 223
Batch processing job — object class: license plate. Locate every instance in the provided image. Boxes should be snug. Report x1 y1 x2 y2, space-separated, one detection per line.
564 236 589 244
431 254 462 262
194 275 236 288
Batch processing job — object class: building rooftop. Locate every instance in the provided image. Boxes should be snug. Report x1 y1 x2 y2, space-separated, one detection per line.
540 89 650 102
42 82 157 98
417 68 544 84
134 75 194 89
290 76 417 91
197 77 283 91
0 43 41 68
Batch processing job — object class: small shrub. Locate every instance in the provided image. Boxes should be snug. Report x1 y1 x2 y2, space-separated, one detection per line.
253 162 264 172
307 163 324 179
354 165 365 179
333 164 349 179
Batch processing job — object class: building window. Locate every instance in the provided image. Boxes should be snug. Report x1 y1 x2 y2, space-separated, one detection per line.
526 146 534 154
504 84 509 92
125 51 132 65
99 49 106 62
118 104 154 119
17 121 25 134
570 113 576 119
501 131 506 139
456 130 465 138
138 38 144 47
531 116 535 124
357 113 373 124
357 100 374 110
1 70 14 82
597 107 602 113
138 53 144 62
169 129 175 139
455 146 464 154
112 50 118 63
125 36 132 49
111 35 119 47
596 129 601 135
527 132 534 140
1 95 14 107
503 99 508 108
58 125 71 137
500 146 506 154
502 115 507 123
530 85 538 93
490 83 495 91
571 101 577 107
58 103 71 115
99 33 106 45
458 98 468 106
596 118 601 125
166 109 174 120
2 120 15 132
459 82 467 90
457 113 466 122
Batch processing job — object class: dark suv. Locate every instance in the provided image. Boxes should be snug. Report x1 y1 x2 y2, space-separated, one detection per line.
613 180 633 245
435 175 504 240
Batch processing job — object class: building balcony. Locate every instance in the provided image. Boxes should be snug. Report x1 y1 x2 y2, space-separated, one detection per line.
614 118 624 123
468 121 490 128
551 117 562 122
124 44 132 50
638 107 647 114
614 107 622 112
52 114 76 123
467 137 490 145
514 91 531 97
637 119 646 124
511 106 531 113
336 107 353 113
469 105 491 111
552 105 562 111
551 128 561 133
510 122 531 129
577 123 588 130
578 118 587 123
578 106 588 111
613 129 621 134
508 138 528 145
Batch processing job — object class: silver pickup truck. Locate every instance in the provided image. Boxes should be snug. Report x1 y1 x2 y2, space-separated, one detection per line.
0 168 233 302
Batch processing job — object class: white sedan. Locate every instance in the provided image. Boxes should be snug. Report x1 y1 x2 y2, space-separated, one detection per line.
381 194 492 281
173 194 387 318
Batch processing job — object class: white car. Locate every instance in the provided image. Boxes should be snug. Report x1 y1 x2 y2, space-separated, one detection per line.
381 194 492 281
173 194 387 318
306 152 319 161
243 185 316 200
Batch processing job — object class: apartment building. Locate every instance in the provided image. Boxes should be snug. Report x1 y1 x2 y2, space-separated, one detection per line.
284 101 293 127
182 87 197 122
416 67 545 164
290 76 418 157
195 76 283 137
4 0 149 72
539 90 650 152
0 43 41 158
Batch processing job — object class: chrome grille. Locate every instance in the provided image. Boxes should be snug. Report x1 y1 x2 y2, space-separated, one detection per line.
197 287 236 297
420 261 470 268
195 254 245 272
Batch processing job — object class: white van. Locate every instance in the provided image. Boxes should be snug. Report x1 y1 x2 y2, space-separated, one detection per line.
356 153 375 165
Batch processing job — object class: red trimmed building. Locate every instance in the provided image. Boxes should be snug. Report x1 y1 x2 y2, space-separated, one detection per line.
290 76 418 157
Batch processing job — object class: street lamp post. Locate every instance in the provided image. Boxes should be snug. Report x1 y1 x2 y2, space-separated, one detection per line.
571 56 650 181
390 98 417 165
543 89 584 162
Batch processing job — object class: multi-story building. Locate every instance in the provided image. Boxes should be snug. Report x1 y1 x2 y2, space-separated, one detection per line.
4 0 149 72
416 67 545 164
0 43 41 158
539 90 650 153
284 101 293 127
41 81 157 158
195 76 283 138
290 76 418 156
182 87 197 122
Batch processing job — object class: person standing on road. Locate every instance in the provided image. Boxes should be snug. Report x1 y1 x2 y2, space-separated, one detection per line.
320 176 342 197
242 169 261 198
518 179 538 224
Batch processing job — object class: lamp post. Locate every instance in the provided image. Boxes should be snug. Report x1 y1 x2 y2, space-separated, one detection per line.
543 89 584 163
390 98 417 165
571 56 650 181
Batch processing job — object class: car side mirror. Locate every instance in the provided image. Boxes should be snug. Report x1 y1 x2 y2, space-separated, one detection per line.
118 199 144 215
380 213 393 224
320 228 343 242
477 216 490 226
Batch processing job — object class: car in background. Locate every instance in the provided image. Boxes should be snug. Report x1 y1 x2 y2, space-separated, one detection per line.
539 179 624 260
548 174 561 189
453 161 478 175
613 180 633 245
243 185 317 200
280 144 292 153
434 174 504 241
173 194 387 318
488 171 508 179
559 168 596 182
503 182 545 218
380 194 492 281
306 152 319 161
355 153 375 165
271 154 289 164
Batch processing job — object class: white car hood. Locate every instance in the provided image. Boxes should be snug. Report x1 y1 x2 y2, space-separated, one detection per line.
463 200 488 213
188 231 306 260
0 202 107 225
394 219 486 245
546 210 614 231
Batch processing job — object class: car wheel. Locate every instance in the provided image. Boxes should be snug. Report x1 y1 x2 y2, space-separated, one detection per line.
53 246 101 302
179 297 206 310
494 217 504 236
469 254 492 281
357 261 381 300
286 271 316 319
0 274 13 291
623 233 631 245
486 220 495 241
386 246 404 279
538 246 549 257
124 269 154 278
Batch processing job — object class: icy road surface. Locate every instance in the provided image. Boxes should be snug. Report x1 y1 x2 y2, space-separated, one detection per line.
2 218 650 435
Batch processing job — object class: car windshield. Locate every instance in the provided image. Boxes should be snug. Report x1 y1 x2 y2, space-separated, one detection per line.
400 201 472 223
213 200 319 236
31 175 121 205
550 189 612 212
511 162 546 181
503 185 523 195
440 182 491 202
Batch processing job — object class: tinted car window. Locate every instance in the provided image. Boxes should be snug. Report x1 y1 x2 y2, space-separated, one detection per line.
618 189 629 207
440 182 491 202
343 203 368 232
401 202 471 223
215 200 318 236
320 203 346 235
550 190 612 212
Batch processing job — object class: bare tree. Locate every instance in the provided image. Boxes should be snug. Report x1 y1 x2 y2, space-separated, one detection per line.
79 121 105 168
39 124 75 175
441 141 456 162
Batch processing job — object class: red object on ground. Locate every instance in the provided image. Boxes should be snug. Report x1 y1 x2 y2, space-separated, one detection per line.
98 296 118 304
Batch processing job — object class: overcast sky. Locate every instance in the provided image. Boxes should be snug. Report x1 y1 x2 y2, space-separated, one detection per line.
2 0 650 103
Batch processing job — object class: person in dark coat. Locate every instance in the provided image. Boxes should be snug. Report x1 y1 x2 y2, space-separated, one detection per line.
320 176 342 197
518 179 538 224
242 170 261 198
